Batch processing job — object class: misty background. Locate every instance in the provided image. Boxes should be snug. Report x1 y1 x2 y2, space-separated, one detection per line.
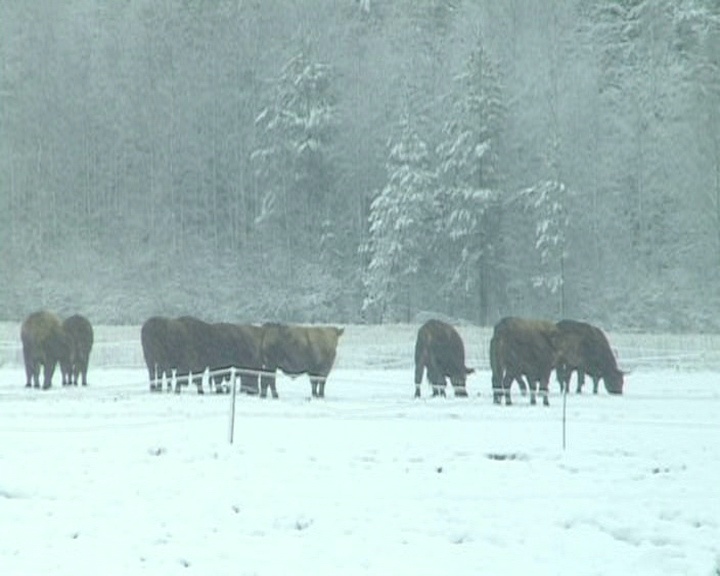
1 1 719 331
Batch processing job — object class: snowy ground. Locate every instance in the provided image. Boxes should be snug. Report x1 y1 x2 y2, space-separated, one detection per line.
1 328 720 575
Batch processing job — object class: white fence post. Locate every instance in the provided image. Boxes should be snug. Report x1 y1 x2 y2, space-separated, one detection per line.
229 367 237 444
562 384 568 451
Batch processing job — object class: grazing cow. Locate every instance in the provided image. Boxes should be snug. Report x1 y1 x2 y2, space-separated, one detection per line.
60 314 94 386
260 323 344 398
21 310 71 389
208 323 263 395
414 319 473 398
554 319 624 395
490 317 559 406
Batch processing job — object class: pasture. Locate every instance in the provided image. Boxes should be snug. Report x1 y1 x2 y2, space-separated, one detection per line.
1 323 719 575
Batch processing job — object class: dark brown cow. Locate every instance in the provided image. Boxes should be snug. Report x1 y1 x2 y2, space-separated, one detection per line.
141 316 195 392
414 319 473 398
554 319 624 395
260 323 344 399
208 323 263 395
176 315 218 393
21 310 71 389
490 317 559 406
60 314 94 386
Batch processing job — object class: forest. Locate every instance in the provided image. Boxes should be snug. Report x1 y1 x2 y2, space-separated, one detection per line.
1 0 719 331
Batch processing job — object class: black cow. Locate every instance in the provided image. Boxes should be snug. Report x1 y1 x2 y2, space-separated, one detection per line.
141 316 195 392
208 323 263 395
21 310 71 389
414 319 473 398
60 314 94 387
554 319 624 395
260 323 344 398
490 317 559 406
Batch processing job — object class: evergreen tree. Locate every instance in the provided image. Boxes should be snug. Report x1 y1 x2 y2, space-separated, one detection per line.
361 112 434 321
434 37 504 323
252 48 337 269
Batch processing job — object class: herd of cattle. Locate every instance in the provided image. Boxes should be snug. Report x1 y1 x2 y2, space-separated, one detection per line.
140 316 344 398
20 310 94 389
17 310 624 405
417 317 624 406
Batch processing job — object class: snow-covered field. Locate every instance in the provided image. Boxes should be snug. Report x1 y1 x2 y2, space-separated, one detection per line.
1 325 719 575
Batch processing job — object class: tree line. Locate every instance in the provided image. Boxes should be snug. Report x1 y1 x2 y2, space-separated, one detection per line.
1 0 719 331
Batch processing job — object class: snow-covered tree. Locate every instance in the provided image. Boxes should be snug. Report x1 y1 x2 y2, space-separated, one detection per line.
252 49 337 265
434 36 504 323
521 179 569 310
361 112 434 321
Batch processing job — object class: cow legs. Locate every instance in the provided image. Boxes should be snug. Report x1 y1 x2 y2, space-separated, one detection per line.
540 377 550 406
24 355 34 388
592 376 600 394
517 376 528 396
576 370 585 394
240 374 259 395
310 377 327 398
260 373 279 399
452 384 468 397
500 374 513 405
43 360 56 389
193 372 204 394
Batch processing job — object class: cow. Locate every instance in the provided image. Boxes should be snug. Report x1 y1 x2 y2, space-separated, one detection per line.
414 319 473 398
60 314 94 386
141 316 195 392
208 323 263 395
21 310 71 389
142 316 173 392
490 317 559 406
554 319 624 395
175 315 220 394
259 323 344 399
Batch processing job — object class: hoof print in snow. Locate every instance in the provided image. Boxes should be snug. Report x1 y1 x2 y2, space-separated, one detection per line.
436 466 443 473
486 453 526 462
179 559 191 568
294 518 313 531
451 533 470 544
232 505 240 514
71 532 79 540
148 447 166 457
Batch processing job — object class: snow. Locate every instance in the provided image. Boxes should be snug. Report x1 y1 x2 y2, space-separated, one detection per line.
1 329 720 575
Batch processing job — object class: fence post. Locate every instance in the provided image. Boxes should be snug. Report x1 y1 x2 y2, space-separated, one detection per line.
229 367 237 444
562 383 568 451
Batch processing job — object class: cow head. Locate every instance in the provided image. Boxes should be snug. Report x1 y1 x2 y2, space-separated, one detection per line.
605 368 624 394
450 367 474 397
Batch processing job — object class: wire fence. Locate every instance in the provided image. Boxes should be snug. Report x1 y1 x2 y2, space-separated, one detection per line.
0 325 720 371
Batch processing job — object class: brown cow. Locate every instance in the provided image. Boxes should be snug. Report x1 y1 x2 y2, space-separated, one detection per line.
21 310 71 389
554 319 624 395
490 317 559 406
414 319 473 398
60 314 94 386
208 323 263 395
141 316 196 392
260 323 344 399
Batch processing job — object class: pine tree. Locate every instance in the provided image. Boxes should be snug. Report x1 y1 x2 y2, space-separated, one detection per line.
361 112 434 321
434 37 504 323
252 48 337 268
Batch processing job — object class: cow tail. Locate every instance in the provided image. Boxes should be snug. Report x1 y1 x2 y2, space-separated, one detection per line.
489 331 502 390
414 333 425 385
